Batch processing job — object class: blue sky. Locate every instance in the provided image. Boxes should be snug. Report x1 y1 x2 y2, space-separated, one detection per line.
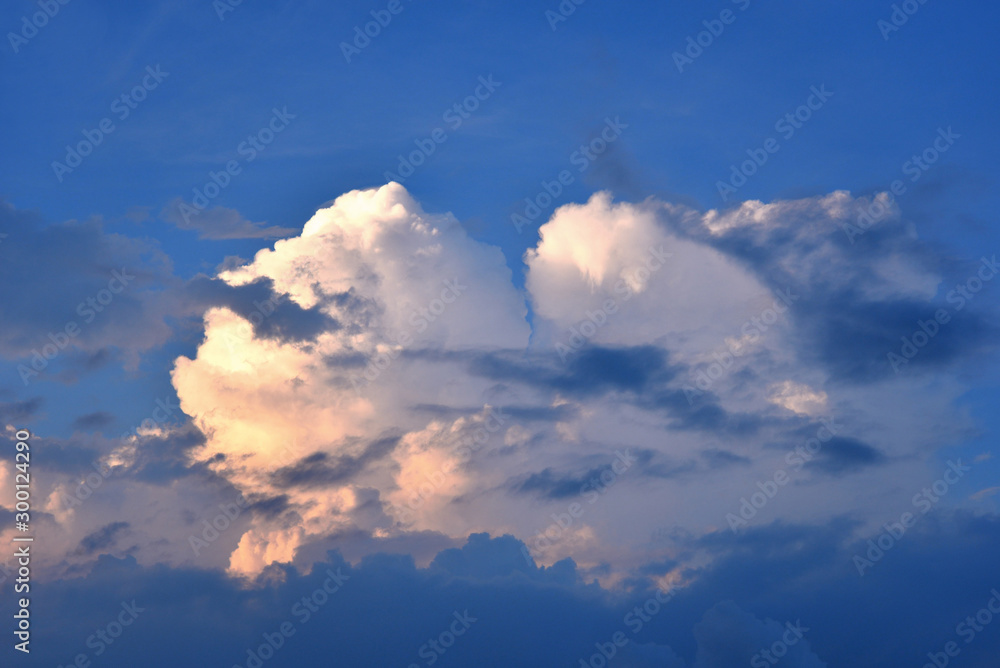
1 0 999 666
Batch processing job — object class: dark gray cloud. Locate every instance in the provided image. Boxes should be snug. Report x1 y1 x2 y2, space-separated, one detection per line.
322 351 369 369
507 448 717 501
0 200 175 361
3 513 999 667
466 345 676 397
272 436 399 489
1 433 100 475
803 437 886 476
160 200 298 240
0 396 42 424
412 402 578 423
73 521 130 556
661 196 1000 383
72 411 115 430
121 421 208 484
700 449 751 469
182 275 339 344
0 202 338 388
248 494 292 520
509 465 612 500
406 346 770 439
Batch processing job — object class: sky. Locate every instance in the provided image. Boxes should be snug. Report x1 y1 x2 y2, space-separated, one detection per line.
1 0 1000 666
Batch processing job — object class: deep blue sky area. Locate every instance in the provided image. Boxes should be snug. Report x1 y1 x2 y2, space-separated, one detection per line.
6 0 998 456
3 0 998 264
1 1 999 666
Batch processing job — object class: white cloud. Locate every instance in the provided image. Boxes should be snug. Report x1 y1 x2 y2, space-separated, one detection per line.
148 184 980 578
171 183 531 574
525 191 771 359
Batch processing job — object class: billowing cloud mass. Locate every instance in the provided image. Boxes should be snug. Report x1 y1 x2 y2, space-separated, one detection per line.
3 2 996 663
155 183 991 582
171 183 532 574
2 183 998 666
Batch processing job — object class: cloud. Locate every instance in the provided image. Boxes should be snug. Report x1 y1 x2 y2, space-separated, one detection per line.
0 422 249 577
272 436 400 489
3 516 1000 666
74 521 131 556
663 191 998 382
72 411 116 430
0 200 176 363
0 185 997 668
524 191 766 357
971 486 1000 501
802 437 886 476
161 199 298 239
171 183 531 575
181 275 339 343
148 184 992 581
700 449 751 469
691 600 826 667
0 396 42 423
0 198 344 387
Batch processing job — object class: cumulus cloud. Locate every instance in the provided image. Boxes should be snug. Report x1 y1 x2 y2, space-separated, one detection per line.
525 192 767 356
172 183 531 574
2 183 998 668
150 183 992 584
4 183 983 590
